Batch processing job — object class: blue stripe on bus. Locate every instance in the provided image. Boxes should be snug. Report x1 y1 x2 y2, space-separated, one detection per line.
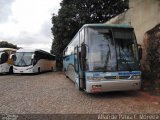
86 71 141 77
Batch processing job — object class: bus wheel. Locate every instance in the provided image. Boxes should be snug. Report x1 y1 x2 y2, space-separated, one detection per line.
51 67 53 72
38 67 40 73
66 75 69 78
9 67 13 74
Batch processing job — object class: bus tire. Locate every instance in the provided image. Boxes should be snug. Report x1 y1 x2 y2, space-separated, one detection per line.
66 75 69 78
38 67 40 73
51 67 53 72
9 66 13 74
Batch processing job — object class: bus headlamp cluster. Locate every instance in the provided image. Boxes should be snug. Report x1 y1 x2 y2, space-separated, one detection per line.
132 75 141 79
13 67 17 70
26 67 33 70
87 76 104 81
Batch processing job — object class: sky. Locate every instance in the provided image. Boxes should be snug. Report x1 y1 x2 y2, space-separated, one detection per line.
0 0 61 52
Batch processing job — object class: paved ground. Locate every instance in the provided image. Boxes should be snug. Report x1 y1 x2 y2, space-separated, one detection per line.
0 72 160 114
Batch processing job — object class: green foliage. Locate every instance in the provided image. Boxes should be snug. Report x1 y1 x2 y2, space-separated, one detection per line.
51 0 129 70
0 41 17 49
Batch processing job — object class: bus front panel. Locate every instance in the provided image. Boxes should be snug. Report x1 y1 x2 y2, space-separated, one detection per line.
85 71 141 93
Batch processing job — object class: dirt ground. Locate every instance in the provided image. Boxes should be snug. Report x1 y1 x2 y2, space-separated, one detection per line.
0 72 160 114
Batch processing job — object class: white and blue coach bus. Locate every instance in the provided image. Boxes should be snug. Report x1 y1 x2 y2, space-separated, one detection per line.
13 48 56 74
63 24 142 93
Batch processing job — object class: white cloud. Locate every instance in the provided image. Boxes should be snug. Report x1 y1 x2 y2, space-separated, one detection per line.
0 0 15 22
0 0 61 52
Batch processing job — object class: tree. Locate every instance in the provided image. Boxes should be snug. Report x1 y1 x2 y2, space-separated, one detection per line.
51 0 129 69
0 41 17 49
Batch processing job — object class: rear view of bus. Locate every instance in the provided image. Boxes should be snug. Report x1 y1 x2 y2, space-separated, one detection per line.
13 48 56 74
0 48 16 74
63 24 142 93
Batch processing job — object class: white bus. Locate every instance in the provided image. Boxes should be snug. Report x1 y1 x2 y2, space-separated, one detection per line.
63 24 142 93
13 48 56 74
0 48 16 73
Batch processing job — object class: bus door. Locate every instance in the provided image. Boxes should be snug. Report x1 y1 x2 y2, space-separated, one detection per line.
74 46 80 89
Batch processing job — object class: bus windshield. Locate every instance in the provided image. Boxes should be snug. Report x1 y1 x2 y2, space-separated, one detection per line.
114 29 139 71
87 27 139 72
14 52 33 66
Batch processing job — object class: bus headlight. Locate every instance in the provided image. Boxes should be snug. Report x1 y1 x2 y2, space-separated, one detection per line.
87 76 104 81
132 75 141 79
13 67 17 70
26 67 33 70
136 75 141 79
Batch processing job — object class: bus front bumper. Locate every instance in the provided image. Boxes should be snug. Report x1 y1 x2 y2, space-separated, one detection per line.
85 80 141 93
13 67 33 74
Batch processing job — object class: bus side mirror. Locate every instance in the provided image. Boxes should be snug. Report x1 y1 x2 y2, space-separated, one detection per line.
81 44 87 71
138 47 142 60
81 44 86 58
10 54 15 59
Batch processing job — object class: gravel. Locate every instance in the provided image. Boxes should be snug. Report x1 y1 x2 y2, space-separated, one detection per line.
0 72 160 114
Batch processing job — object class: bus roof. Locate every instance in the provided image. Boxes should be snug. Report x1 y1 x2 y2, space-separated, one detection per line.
0 48 17 52
16 48 55 56
82 23 133 29
64 23 133 51
16 48 40 53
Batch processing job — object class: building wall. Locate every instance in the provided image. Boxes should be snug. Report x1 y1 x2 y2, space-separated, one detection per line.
106 0 160 69
106 0 160 44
